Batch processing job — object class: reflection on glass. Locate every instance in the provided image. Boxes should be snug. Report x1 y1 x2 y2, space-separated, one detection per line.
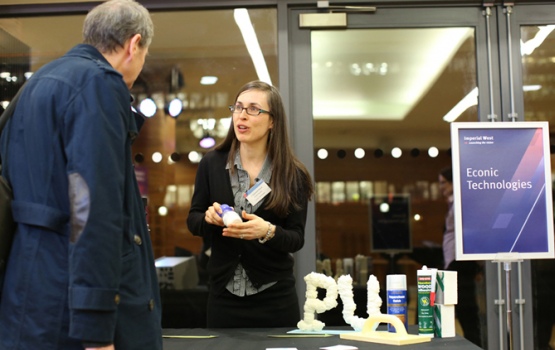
311 27 477 266
522 25 555 127
521 24 555 350
0 8 278 260
331 181 346 204
345 181 360 202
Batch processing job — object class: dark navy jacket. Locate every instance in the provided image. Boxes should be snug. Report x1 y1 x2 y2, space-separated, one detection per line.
0 44 162 350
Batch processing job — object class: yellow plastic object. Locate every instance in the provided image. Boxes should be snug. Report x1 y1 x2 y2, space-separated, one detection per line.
340 314 432 346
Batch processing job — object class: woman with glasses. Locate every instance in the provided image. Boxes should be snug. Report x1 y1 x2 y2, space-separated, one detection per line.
187 80 314 328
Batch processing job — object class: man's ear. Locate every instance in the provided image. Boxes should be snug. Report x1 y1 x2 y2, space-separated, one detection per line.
127 33 143 58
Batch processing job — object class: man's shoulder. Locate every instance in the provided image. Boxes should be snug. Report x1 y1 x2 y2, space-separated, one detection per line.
45 45 118 79
30 50 124 97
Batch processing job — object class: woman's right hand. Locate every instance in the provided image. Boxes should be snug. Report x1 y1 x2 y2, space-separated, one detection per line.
204 202 225 226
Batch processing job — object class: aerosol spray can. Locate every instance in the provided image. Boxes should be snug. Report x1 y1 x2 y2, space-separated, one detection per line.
387 274 408 333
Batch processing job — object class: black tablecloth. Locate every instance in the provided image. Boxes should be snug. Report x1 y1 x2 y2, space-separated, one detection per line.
162 326 483 350
160 286 374 328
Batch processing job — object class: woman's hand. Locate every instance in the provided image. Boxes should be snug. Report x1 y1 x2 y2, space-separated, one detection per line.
204 202 225 227
222 211 269 240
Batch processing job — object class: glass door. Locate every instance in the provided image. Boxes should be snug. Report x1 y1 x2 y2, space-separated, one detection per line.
287 4 515 350
507 5 555 350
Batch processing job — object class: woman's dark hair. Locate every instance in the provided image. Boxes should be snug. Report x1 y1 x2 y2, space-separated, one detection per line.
216 81 314 217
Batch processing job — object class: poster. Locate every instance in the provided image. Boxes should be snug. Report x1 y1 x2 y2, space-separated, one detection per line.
451 122 554 261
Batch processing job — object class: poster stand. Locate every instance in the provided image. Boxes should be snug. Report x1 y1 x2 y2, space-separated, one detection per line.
451 121 554 350
493 255 523 350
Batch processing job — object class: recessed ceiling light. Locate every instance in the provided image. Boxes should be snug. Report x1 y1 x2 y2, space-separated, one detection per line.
166 98 183 117
200 76 218 85
188 151 202 163
317 148 328 159
152 152 163 163
391 147 402 158
139 98 157 118
428 147 439 158
199 135 216 149
234 8 272 84
523 85 541 92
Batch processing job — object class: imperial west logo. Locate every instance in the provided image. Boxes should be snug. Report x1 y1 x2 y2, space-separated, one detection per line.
463 135 494 145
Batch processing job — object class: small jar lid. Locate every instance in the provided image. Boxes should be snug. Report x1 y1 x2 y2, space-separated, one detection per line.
219 204 233 216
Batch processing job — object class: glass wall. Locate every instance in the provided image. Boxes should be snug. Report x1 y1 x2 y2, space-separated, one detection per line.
0 8 279 259
3 2 555 348
521 24 555 350
311 26 477 262
309 24 483 343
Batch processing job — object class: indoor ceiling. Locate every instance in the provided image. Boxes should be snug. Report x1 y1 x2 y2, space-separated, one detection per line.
0 4 551 153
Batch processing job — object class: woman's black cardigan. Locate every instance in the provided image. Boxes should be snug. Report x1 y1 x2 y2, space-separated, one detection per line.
187 149 309 295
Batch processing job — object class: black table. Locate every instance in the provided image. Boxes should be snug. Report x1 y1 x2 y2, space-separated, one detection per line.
160 287 208 328
160 286 377 328
163 326 483 350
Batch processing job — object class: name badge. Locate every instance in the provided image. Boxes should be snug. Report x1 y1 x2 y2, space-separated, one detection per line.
245 179 271 206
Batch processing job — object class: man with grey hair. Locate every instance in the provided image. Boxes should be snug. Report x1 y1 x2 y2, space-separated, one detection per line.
0 1 161 349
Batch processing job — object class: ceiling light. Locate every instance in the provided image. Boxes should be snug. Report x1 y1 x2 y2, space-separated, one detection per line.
428 147 439 158
188 151 202 163
521 25 555 56
391 147 402 158
523 85 541 92
199 135 216 149
200 76 218 85
152 152 163 163
139 98 157 118
317 148 328 159
234 8 272 84
442 87 478 122
166 98 183 117
350 63 362 76
158 206 168 216
354 148 365 159
312 27 472 121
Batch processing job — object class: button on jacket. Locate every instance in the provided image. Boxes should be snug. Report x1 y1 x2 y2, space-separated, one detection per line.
0 44 162 350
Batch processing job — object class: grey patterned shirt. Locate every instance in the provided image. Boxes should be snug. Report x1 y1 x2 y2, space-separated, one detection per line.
225 150 276 296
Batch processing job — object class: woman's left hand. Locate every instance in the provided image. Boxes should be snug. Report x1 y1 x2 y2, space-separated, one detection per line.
222 211 268 240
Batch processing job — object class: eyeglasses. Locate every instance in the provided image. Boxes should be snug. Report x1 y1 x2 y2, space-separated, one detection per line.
229 104 271 116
